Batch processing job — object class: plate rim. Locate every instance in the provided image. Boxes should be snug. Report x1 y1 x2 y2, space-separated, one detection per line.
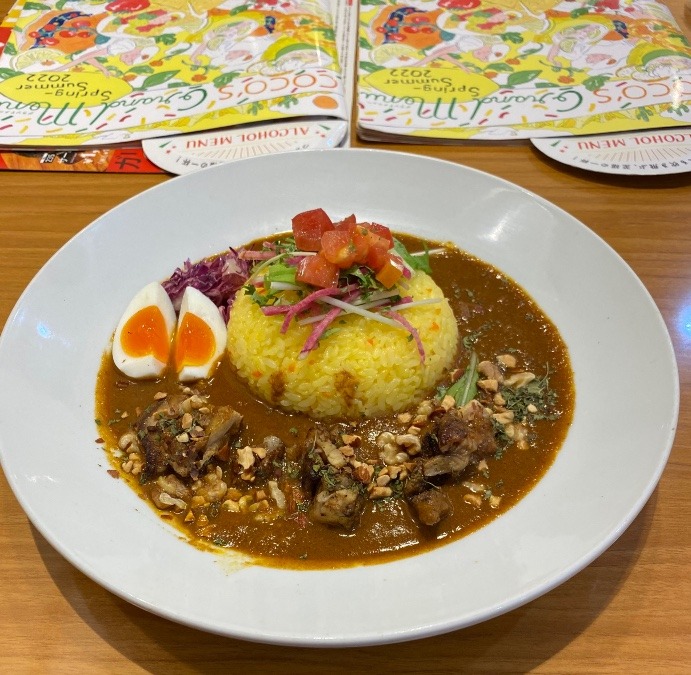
0 148 679 647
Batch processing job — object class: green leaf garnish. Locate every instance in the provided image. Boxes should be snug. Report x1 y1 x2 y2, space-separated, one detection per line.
393 238 431 274
443 352 479 407
265 261 297 287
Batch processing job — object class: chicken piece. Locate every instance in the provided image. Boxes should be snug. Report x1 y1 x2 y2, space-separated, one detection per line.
429 400 497 464
308 473 366 531
136 393 243 480
409 489 453 526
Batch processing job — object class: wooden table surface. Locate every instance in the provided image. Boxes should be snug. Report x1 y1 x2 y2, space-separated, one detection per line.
1 2 690 672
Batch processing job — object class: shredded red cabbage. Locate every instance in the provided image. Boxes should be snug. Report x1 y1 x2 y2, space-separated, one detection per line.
162 248 250 322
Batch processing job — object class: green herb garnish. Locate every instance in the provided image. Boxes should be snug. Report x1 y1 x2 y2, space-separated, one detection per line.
443 351 479 406
393 237 431 274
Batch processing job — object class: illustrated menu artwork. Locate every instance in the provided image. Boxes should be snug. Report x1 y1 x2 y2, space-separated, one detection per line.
0 0 348 146
356 0 691 140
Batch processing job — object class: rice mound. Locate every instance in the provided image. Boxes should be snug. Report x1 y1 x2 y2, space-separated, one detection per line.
226 271 459 419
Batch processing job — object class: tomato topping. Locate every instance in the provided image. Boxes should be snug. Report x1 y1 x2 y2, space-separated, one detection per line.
292 208 334 251
366 222 394 248
375 253 405 288
366 244 390 272
333 214 356 230
321 230 358 268
296 252 339 288
351 225 391 260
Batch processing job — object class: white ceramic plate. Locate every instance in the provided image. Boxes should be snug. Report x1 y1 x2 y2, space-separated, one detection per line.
0 149 678 646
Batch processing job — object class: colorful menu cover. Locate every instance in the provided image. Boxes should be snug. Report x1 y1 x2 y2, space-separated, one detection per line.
0 0 348 148
356 0 691 141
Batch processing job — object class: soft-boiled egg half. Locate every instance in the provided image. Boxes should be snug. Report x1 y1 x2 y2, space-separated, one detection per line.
112 282 177 379
174 286 227 382
112 283 227 381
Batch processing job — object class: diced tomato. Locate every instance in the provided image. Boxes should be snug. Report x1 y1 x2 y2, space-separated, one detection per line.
292 208 333 251
375 253 405 288
366 222 394 248
351 225 390 260
321 230 358 268
333 214 356 231
296 252 339 288
365 244 390 272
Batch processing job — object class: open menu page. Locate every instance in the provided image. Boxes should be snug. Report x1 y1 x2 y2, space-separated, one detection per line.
0 0 348 147
356 0 691 141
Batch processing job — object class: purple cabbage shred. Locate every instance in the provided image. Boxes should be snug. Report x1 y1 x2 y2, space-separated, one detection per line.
162 248 250 322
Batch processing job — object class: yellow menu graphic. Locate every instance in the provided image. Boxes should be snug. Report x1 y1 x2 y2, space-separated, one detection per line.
0 0 347 146
357 0 691 140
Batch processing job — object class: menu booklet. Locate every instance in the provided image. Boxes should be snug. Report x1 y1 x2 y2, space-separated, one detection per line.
356 0 691 141
0 0 349 156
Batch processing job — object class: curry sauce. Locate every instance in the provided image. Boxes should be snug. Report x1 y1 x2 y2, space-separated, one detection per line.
95 234 574 569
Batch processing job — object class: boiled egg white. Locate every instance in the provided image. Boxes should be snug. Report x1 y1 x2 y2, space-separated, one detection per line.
112 282 177 379
174 286 227 382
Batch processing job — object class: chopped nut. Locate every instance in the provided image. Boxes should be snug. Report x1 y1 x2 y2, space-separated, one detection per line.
323 444 347 469
175 432 190 443
353 464 375 483
253 446 267 459
238 495 253 512
153 391 167 400
369 486 393 499
478 361 503 382
184 510 195 522
463 493 483 507
222 500 240 513
341 434 361 447
492 411 515 425
527 403 538 414
237 446 256 471
376 474 391 487
249 499 270 512
504 372 536 388
440 395 455 411
478 378 498 393
406 425 421 436
118 431 137 451
489 495 502 509
417 400 434 417
497 354 517 369
395 433 422 456
493 393 506 407
387 465 402 480
180 412 194 430
339 444 355 457
267 481 286 510
376 431 395 447
397 412 413 424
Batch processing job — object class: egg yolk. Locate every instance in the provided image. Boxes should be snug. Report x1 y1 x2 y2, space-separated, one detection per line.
120 306 171 362
175 313 216 368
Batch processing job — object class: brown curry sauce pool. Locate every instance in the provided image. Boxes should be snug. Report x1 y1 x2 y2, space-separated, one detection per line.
96 233 574 569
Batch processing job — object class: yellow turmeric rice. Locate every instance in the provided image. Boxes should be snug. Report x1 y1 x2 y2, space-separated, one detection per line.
226 271 458 419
